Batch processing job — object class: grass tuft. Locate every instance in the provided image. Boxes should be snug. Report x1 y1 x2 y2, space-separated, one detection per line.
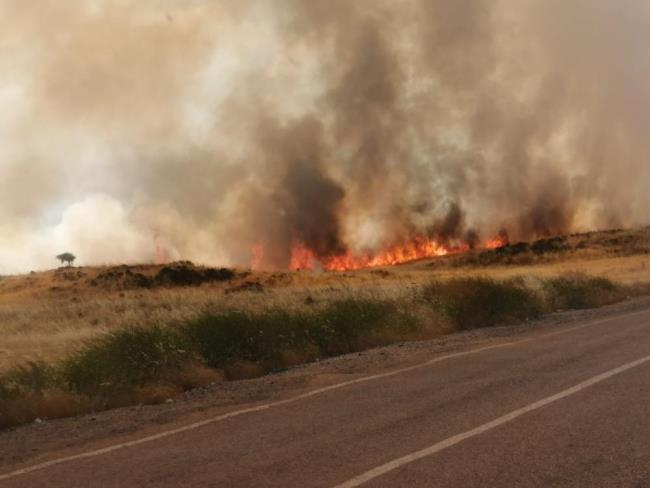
62 326 190 395
186 309 308 372
305 300 416 356
0 361 58 399
422 277 543 329
187 299 419 377
544 274 621 310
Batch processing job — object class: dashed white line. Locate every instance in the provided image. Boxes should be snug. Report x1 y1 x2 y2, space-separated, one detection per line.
334 353 650 487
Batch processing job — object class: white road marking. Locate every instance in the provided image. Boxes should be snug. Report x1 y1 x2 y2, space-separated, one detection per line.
334 353 650 488
1 307 649 481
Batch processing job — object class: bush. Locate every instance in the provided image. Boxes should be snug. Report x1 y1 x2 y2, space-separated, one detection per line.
544 274 620 310
62 326 190 394
186 300 419 375
423 278 543 330
306 300 416 355
186 310 311 371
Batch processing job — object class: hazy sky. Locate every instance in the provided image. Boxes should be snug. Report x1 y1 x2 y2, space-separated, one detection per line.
2 1 650 273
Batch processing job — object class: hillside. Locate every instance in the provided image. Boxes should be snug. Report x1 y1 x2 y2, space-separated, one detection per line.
1 227 650 372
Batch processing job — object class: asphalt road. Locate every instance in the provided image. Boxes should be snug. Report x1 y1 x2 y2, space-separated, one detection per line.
2 307 650 487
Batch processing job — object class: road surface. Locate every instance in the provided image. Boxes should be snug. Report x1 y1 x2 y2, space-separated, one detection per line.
2 305 650 487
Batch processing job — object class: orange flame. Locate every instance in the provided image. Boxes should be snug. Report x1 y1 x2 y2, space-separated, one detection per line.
251 233 513 272
290 237 469 271
484 235 509 250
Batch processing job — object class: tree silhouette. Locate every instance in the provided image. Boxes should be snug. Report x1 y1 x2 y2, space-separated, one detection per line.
56 253 76 267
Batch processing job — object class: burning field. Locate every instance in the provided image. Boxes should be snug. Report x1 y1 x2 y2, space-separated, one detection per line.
270 233 505 272
269 238 462 272
1 226 650 366
2 226 650 427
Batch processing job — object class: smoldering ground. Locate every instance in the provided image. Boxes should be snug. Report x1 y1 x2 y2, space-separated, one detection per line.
1 0 650 272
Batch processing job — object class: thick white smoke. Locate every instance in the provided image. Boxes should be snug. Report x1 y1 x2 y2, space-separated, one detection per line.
1 0 650 273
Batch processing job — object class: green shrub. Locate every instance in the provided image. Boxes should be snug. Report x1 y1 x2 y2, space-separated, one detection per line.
186 310 311 370
544 274 620 310
306 299 416 355
62 326 190 394
186 299 419 372
423 277 543 330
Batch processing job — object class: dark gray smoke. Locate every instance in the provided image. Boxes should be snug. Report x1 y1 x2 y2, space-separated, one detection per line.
2 0 650 272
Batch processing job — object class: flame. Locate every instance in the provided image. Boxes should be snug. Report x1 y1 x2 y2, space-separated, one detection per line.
290 242 321 270
251 233 512 272
290 237 469 271
484 235 509 250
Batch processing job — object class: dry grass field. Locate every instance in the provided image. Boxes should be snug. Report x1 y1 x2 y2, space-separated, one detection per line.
1 227 650 428
1 227 650 372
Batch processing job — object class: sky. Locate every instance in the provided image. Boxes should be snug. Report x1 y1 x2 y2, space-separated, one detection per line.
2 0 650 274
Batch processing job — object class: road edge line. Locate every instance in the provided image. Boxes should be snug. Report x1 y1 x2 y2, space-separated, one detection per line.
334 353 650 487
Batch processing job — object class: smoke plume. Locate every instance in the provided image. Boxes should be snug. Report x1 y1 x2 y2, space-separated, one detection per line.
2 0 650 272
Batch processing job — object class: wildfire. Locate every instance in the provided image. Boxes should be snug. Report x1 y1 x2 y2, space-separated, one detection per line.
484 232 510 250
252 233 511 272
290 237 468 272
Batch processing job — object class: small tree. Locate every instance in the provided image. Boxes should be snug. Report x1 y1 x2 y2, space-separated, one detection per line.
56 253 76 267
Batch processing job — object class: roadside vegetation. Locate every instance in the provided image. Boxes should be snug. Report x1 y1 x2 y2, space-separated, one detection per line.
422 277 543 330
4 227 650 374
0 272 641 429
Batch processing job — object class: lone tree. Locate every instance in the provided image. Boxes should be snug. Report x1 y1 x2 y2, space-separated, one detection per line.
56 253 76 267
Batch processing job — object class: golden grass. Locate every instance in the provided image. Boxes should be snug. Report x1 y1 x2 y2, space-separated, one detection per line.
0 272 641 428
423 254 650 285
0 274 420 370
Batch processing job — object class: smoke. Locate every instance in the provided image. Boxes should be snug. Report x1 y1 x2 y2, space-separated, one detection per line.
2 0 650 273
